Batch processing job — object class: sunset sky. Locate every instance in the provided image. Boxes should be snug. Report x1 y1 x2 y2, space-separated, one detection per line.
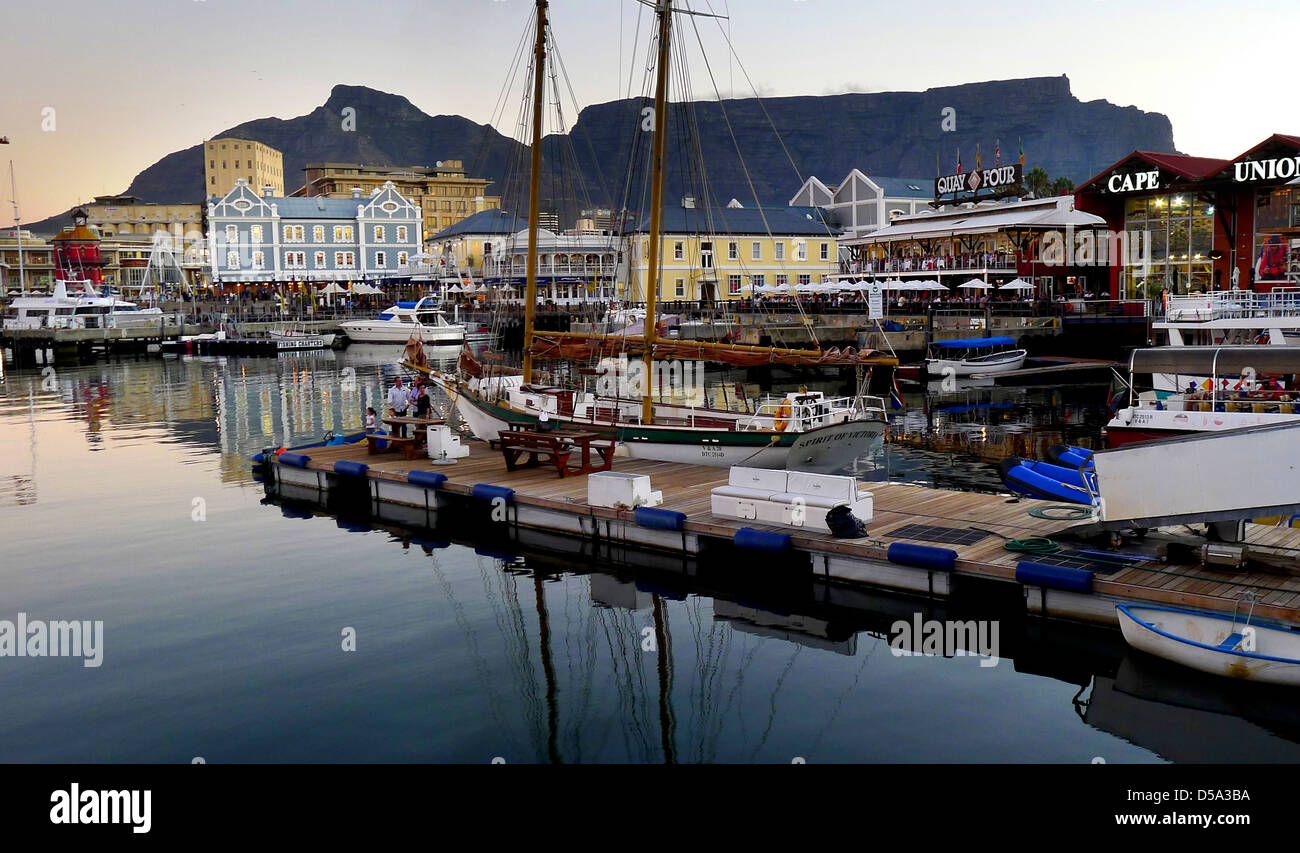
2 0 1297 223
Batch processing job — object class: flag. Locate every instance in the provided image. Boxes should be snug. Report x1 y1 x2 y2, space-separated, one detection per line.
1107 369 1129 411
890 371 904 410
936 152 941 179
1018 137 1024 167
995 139 1001 167
976 143 982 172
957 148 962 175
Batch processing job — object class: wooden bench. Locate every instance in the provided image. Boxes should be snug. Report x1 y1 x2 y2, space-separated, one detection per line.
367 433 421 459
497 429 616 478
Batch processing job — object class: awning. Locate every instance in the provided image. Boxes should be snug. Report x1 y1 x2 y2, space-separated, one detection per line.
1130 346 1300 375
932 336 1017 349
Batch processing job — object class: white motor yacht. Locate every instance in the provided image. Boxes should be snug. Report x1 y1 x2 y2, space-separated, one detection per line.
2 280 163 331
339 296 464 345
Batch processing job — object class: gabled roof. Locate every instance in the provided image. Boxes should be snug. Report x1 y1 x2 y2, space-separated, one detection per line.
873 176 934 199
431 208 527 239
271 197 364 219
1230 133 1300 163
633 205 839 236
1076 150 1230 193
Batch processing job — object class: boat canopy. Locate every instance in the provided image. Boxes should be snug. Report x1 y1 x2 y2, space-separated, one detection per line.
931 336 1017 349
1130 346 1300 375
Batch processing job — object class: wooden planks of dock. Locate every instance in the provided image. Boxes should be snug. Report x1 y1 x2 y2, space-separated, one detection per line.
276 439 1300 626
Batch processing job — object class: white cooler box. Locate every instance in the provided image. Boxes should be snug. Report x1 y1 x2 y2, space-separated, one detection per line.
588 471 663 508
711 467 873 532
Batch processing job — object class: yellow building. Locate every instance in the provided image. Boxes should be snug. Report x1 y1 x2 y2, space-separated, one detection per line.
624 203 841 303
205 138 284 197
86 195 203 242
293 160 500 244
0 229 56 292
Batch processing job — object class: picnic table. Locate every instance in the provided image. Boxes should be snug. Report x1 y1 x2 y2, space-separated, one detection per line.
496 424 616 477
368 416 444 459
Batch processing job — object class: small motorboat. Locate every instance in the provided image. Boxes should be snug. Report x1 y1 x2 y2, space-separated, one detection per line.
1117 603 1300 687
1045 443 1094 469
998 456 1096 504
925 336 1027 377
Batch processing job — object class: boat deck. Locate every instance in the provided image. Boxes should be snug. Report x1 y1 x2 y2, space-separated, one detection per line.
276 440 1300 625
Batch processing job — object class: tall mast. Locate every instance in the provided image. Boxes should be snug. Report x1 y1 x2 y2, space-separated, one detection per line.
521 0 549 385
641 0 673 425
9 161 24 296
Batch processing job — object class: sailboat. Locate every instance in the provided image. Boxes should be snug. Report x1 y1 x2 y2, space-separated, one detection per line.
411 0 895 471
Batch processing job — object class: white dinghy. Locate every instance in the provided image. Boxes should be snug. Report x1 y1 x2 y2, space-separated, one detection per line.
1117 602 1300 686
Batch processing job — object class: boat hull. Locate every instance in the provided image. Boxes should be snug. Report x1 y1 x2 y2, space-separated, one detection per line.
926 352 1026 377
341 322 465 344
1118 604 1300 686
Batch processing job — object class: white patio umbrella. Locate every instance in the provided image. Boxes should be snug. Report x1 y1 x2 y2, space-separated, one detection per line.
958 278 991 290
919 281 951 291
318 282 347 295
998 278 1035 291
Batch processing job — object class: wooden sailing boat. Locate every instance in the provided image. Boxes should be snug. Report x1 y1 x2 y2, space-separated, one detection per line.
412 0 896 471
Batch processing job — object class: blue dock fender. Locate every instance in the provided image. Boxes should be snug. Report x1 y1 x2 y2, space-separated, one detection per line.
471 484 515 505
408 470 448 489
333 460 370 478
887 543 958 572
634 507 686 531
1016 560 1094 593
278 452 311 468
734 527 791 551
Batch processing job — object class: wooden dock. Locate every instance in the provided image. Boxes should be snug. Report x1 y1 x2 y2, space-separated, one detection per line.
265 440 1300 627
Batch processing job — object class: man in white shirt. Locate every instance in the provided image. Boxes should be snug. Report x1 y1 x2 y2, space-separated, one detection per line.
387 376 409 437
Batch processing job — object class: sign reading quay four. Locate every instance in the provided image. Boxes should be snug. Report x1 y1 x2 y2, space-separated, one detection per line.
934 163 1022 202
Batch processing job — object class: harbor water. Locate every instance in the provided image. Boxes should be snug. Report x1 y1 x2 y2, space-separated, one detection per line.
2 351 1295 763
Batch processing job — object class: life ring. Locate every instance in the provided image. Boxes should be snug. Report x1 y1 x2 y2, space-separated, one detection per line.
774 400 793 432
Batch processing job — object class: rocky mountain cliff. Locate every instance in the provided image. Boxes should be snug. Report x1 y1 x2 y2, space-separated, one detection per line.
31 77 1175 234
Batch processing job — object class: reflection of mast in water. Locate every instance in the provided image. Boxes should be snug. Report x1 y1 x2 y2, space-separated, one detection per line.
652 594 676 764
533 573 561 764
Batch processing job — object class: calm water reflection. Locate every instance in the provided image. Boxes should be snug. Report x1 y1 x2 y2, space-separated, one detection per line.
0 353 1292 762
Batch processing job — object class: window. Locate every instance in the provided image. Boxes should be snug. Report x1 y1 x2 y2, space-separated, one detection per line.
728 274 742 295
342 226 353 241
375 251 386 268
284 251 306 269
334 252 355 268
674 278 685 297
235 160 240 169
751 274 764 288
252 251 265 270
774 242 785 261
314 251 326 268
820 242 829 261
313 225 324 242
396 226 408 242
798 274 811 286
751 241 762 261
250 225 262 243
700 241 713 269
210 177 215 185
226 251 240 269
673 241 684 260
374 226 385 242
398 252 408 266
796 242 807 261
225 225 237 243
333 226 344 241
209 160 215 169
728 241 738 260
775 274 788 286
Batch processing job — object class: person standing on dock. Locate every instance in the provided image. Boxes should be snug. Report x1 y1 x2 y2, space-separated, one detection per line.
387 377 409 437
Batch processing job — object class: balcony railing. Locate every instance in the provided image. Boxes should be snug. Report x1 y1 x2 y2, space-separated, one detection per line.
843 253 1019 276
1164 288 1300 321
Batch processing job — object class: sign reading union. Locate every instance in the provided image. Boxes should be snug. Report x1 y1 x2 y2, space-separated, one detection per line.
1233 155 1300 183
934 163 1022 203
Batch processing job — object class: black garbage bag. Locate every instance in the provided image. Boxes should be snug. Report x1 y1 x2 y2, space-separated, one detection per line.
825 504 868 538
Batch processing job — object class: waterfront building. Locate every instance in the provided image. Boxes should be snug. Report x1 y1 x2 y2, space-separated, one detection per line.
428 208 529 278
51 208 107 288
841 195 1107 296
207 179 421 288
205 138 284 197
479 226 619 303
294 160 500 244
623 198 841 304
0 229 56 293
1075 134 1300 298
85 195 203 241
790 169 933 240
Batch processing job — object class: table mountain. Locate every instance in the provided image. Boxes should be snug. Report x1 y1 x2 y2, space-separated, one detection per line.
31 76 1174 235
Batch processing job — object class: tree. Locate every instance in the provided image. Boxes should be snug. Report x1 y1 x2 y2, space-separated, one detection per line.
1050 176 1075 195
1024 166 1051 198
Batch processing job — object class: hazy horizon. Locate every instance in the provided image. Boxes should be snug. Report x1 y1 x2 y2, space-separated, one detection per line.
3 0 1297 223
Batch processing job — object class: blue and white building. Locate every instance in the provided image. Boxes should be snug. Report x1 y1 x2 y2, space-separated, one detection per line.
207 179 421 285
